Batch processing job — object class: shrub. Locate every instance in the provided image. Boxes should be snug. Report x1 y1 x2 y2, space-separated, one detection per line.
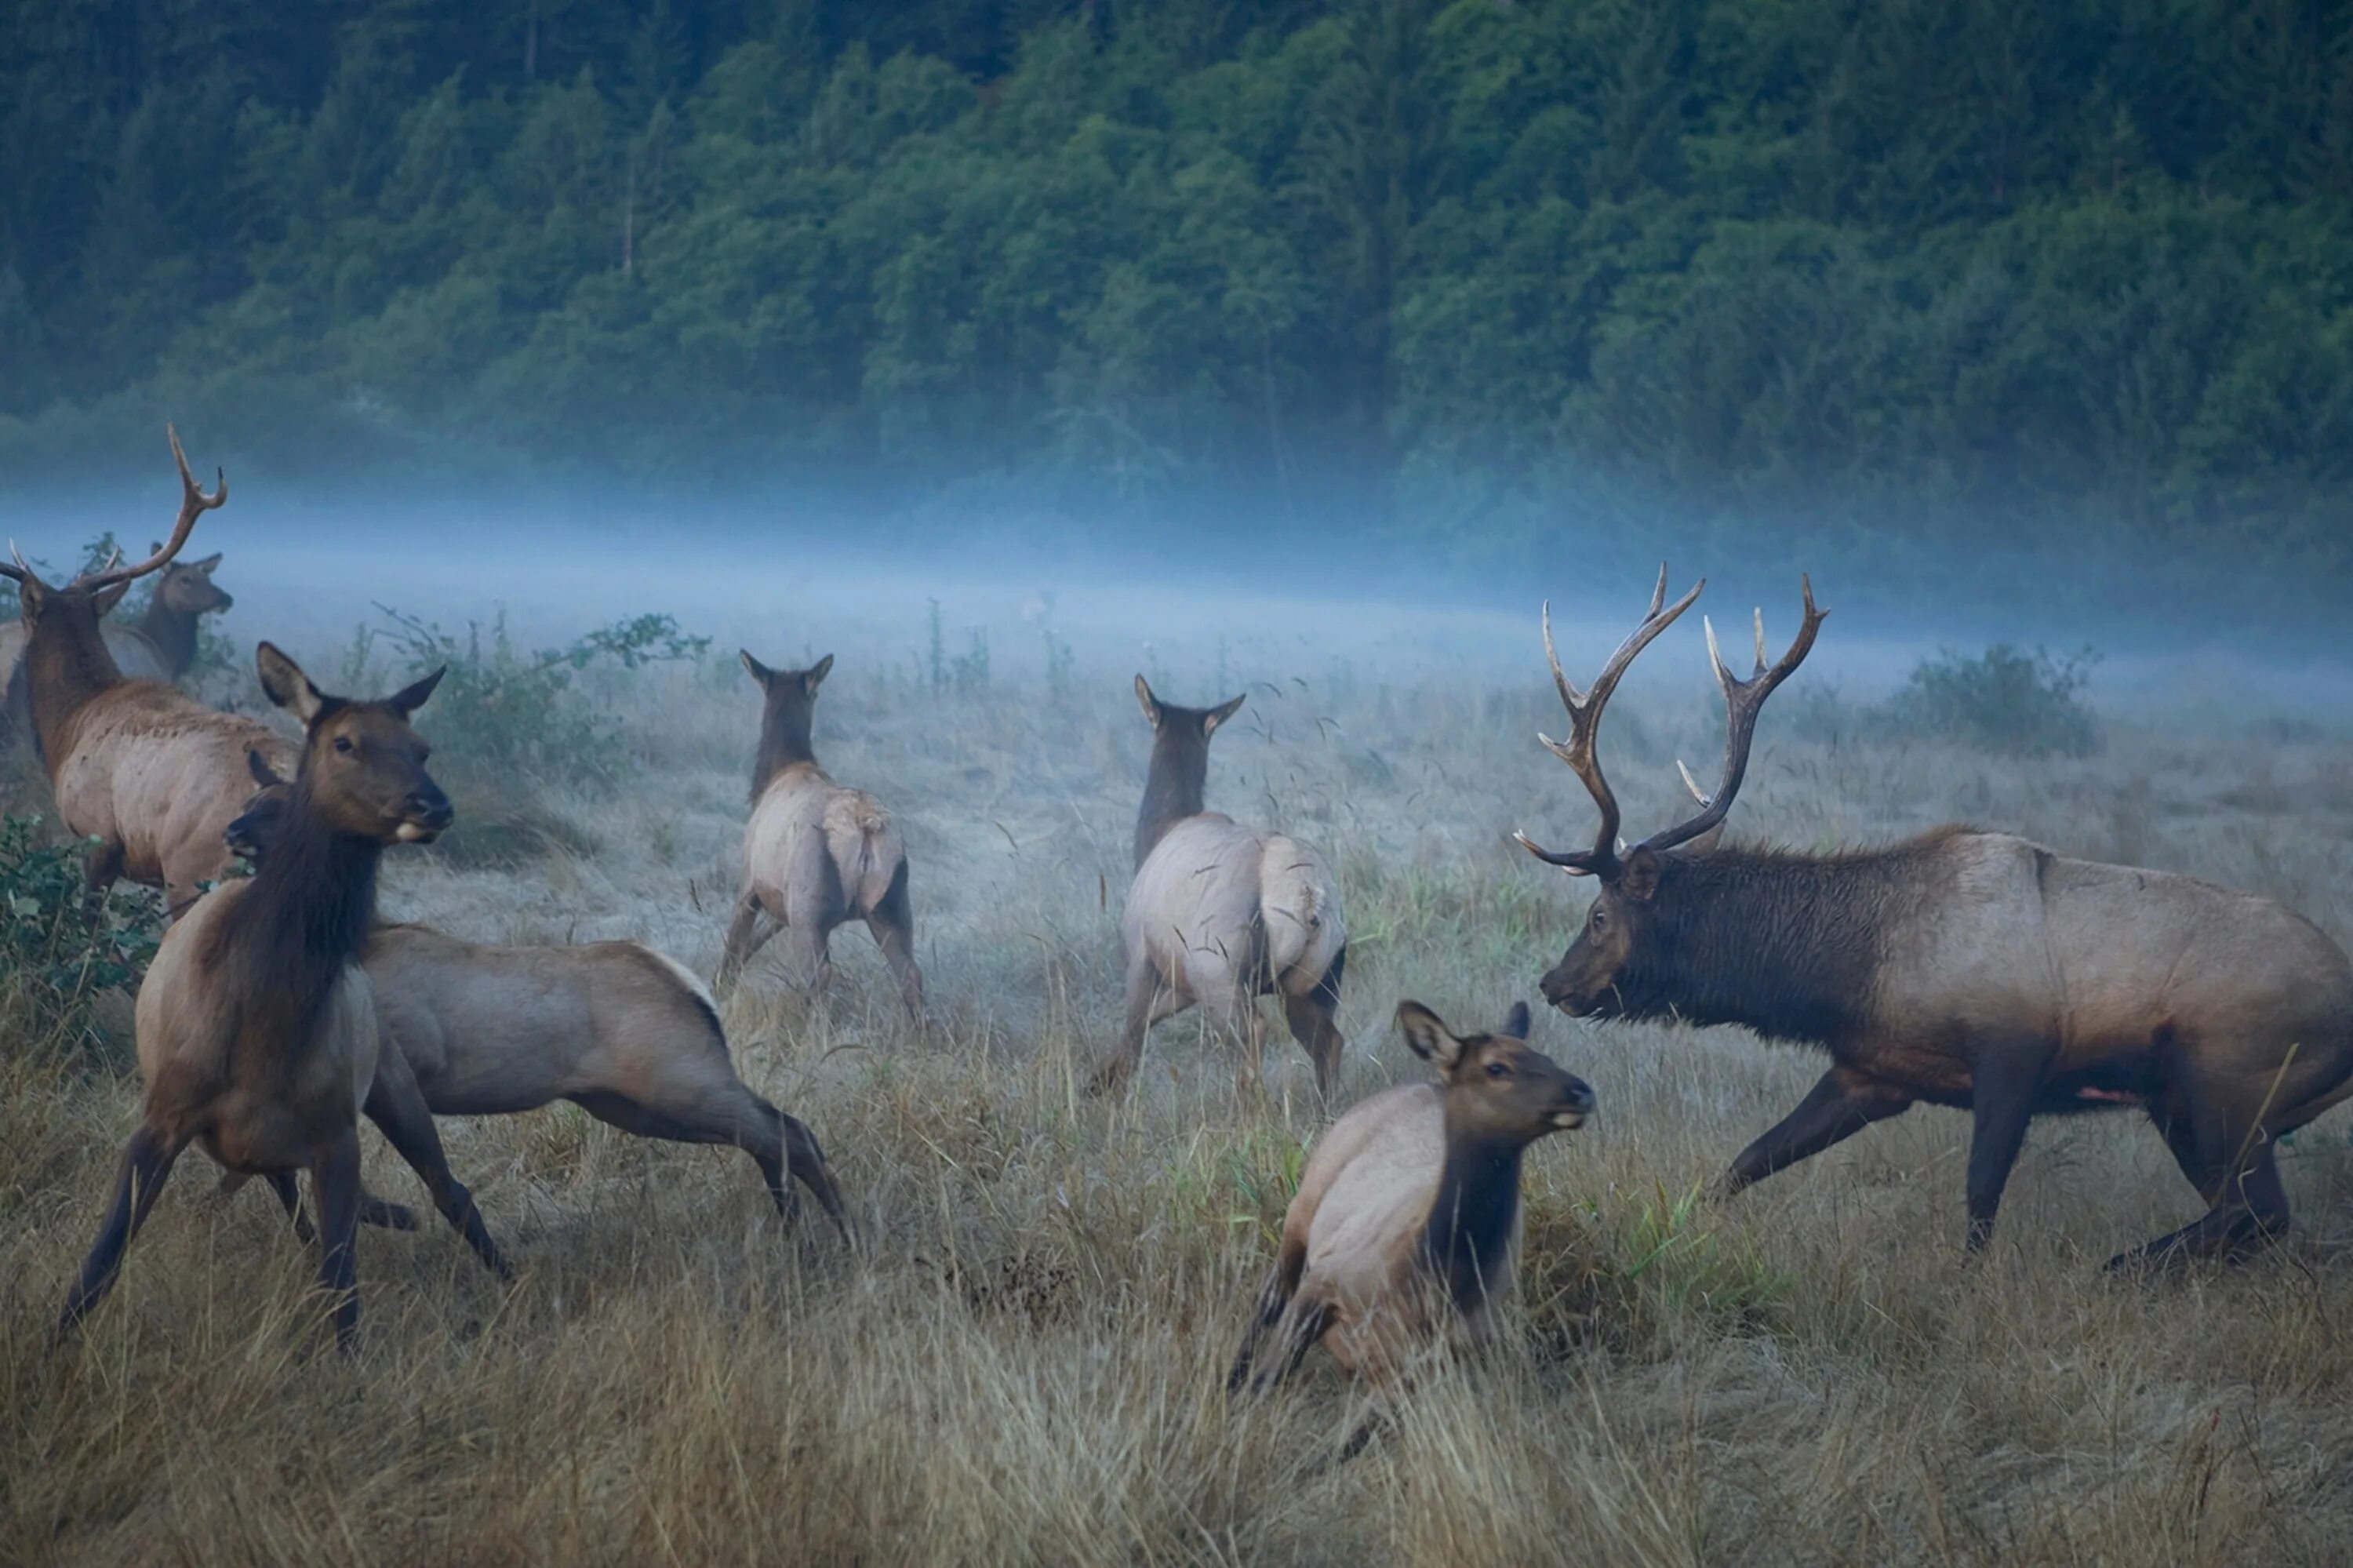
1879 644 2103 758
0 814 159 1065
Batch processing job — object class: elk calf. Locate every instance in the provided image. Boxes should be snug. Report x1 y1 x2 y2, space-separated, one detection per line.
1227 1000 1592 1393
56 646 503 1353
1093 678 1347 1099
1519 568 2353 1268
0 429 291 914
718 653 923 1017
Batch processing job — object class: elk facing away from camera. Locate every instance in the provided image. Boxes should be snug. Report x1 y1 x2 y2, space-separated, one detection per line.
718 652 924 1018
1092 677 1347 1100
1517 568 2353 1268
224 749 851 1243
1227 1000 1592 1394
55 646 502 1353
0 427 291 914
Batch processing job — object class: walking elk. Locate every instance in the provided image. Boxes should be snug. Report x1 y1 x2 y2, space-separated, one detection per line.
1092 678 1347 1100
56 645 505 1352
1517 568 2353 1267
1227 999 1592 1394
0 428 292 914
717 652 925 1018
222 751 852 1242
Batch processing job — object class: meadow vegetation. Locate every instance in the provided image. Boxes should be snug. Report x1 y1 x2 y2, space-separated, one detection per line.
4 603 2352 1565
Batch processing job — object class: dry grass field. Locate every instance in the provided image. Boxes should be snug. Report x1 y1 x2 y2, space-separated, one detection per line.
5 575 2353 1566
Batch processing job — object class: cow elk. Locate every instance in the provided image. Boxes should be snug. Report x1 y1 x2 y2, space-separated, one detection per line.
0 427 292 914
718 651 925 1019
1093 677 1347 1100
1227 999 1593 1395
221 751 851 1242
1518 567 2353 1268
56 645 507 1353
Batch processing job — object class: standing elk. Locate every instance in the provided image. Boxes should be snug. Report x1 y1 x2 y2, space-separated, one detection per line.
1227 999 1593 1395
1 545 231 730
717 652 925 1018
0 428 293 915
1517 567 2353 1268
1091 678 1347 1100
56 644 506 1353
220 751 852 1242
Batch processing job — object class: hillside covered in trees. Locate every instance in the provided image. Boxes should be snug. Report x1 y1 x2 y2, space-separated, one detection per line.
3 1 2348 607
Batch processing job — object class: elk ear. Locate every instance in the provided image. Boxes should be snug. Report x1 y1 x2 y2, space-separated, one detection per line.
386 666 446 716
1620 846 1664 902
805 653 835 693
1204 693 1246 733
256 642 326 724
1501 1001 1532 1041
1134 675 1162 729
92 579 132 616
1396 1001 1466 1072
191 552 222 573
740 649 772 689
245 748 284 788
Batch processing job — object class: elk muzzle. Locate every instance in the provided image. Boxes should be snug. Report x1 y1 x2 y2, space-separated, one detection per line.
396 784 454 842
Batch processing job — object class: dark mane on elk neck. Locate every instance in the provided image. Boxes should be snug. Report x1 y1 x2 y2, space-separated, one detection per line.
20 600 128 765
1419 1133 1526 1315
744 653 830 800
1132 682 1243 871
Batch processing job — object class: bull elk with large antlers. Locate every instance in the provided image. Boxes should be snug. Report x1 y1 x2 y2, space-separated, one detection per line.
1517 567 2353 1268
56 645 505 1353
0 427 291 914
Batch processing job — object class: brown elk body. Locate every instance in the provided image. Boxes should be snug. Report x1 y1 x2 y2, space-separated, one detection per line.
1 548 228 730
1518 569 2353 1268
56 646 506 1352
717 652 924 1017
0 431 291 915
1227 1001 1593 1393
1091 678 1347 1099
219 762 851 1240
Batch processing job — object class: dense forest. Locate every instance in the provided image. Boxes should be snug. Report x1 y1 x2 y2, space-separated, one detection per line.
2 1 2349 606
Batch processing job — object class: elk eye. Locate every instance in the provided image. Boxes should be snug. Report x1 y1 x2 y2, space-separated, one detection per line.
1591 908 1607 930
1484 1061 1510 1079
333 736 354 755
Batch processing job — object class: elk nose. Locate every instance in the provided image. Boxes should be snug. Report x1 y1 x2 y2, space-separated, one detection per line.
1565 1078 1596 1116
409 787 453 830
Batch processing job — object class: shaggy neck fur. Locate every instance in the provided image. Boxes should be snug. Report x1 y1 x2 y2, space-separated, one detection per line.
1135 725 1211 869
751 696 818 799
1617 844 1915 1046
23 600 126 770
133 598 201 677
1420 1127 1525 1315
205 769 384 1069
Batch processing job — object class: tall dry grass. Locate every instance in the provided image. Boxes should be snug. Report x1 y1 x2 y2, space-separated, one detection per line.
5 618 2353 1566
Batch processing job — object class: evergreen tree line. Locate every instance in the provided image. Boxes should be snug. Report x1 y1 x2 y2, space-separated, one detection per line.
3 1 2348 606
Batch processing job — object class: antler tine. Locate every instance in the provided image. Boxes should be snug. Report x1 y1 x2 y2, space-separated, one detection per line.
1641 574 1827 857
0 540 29 587
82 424 228 591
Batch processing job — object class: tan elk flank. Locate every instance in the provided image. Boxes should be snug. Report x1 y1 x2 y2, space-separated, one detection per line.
1093 677 1347 1099
1227 1000 1593 1394
1518 568 2353 1268
1 544 233 732
0 428 293 914
218 751 851 1240
56 645 507 1353
718 652 924 1017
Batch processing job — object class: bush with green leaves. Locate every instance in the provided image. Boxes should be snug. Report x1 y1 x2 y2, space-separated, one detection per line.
361 604 709 784
1880 644 2103 758
0 814 158 1065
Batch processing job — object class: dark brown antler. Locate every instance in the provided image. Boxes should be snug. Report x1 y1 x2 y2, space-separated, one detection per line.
1511 563 1704 877
78 424 226 592
1638 575 1825 856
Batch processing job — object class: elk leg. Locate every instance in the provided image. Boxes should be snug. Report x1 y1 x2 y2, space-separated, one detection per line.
1238 1296 1334 1399
79 838 125 923
1227 1239 1309 1394
1963 1046 2054 1251
236 1170 413 1240
1281 988 1345 1104
56 1120 186 1341
573 1086 853 1243
715 895 773 990
865 864 927 1023
1720 1067 1912 1196
312 1127 364 1355
266 1172 317 1244
364 1055 513 1282
1090 955 1176 1096
2110 1133 2293 1272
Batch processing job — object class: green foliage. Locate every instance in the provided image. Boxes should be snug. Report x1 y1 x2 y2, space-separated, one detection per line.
0 815 158 1065
368 602 708 783
1882 644 2104 759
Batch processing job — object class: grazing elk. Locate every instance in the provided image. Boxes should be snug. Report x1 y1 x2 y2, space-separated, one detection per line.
1517 568 2353 1268
717 652 925 1018
1093 678 1347 1099
1227 1000 1592 1395
56 645 507 1353
0 428 293 915
220 751 851 1242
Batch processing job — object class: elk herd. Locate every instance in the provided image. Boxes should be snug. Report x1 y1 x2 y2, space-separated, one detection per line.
13 430 2353 1417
